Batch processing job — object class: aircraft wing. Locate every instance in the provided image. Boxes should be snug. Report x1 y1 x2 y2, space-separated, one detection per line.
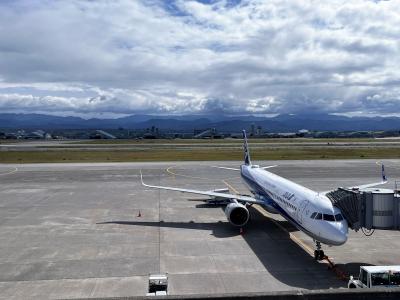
322 164 387 194
140 171 263 204
351 180 387 190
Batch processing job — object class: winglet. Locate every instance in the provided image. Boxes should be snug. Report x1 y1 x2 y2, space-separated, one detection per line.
382 164 387 182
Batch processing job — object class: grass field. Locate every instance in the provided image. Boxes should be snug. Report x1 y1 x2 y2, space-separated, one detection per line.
1 147 399 163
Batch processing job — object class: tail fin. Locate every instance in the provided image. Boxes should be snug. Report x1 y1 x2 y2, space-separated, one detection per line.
242 130 251 165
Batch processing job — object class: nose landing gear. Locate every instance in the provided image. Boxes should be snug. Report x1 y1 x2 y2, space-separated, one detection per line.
314 241 325 261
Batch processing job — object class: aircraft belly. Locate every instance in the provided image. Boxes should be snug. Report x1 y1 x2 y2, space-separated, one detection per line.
263 203 280 214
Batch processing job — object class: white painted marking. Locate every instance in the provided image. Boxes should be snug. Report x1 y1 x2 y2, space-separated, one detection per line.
0 167 18 176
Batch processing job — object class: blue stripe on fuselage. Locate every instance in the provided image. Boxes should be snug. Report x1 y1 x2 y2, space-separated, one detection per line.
240 168 316 238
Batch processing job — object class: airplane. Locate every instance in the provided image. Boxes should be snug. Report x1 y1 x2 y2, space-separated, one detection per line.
141 130 387 260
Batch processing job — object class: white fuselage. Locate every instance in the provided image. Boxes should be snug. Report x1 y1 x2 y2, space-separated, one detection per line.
241 164 348 245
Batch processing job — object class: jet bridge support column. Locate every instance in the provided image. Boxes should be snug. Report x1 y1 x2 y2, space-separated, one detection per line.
363 192 373 230
394 195 400 229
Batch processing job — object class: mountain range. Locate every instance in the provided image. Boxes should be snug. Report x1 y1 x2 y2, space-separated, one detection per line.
0 113 400 132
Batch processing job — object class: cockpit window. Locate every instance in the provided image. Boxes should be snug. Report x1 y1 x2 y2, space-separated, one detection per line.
323 214 335 221
335 214 344 221
312 212 344 221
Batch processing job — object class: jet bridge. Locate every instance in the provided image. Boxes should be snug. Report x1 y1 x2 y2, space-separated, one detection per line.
327 187 400 232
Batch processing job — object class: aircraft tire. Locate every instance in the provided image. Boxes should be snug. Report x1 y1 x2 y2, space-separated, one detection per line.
314 250 324 261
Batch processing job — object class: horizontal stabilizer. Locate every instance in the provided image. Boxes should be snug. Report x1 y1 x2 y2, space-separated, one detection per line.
261 165 278 170
211 166 240 171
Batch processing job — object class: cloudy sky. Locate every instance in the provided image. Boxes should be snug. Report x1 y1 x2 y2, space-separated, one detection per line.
0 0 399 118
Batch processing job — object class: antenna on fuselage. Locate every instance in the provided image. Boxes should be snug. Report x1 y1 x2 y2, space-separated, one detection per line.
243 130 252 166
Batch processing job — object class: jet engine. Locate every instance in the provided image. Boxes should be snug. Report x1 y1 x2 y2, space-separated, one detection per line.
225 202 249 226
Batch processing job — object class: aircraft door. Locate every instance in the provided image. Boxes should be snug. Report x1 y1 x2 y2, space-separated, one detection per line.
297 200 309 224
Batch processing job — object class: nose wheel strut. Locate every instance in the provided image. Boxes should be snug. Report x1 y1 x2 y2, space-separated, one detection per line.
314 241 325 261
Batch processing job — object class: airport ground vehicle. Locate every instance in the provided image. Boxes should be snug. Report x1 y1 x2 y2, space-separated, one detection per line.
348 266 400 288
146 274 168 296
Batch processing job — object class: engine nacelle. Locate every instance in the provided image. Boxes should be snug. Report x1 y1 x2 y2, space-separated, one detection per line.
225 202 250 227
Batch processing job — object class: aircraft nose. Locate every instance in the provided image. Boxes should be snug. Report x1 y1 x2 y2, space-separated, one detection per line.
331 221 348 245
334 229 348 245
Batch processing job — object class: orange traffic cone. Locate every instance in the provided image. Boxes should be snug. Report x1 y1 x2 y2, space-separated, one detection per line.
137 210 142 217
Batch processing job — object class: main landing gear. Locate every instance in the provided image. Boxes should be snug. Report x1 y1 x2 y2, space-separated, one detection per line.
314 241 325 261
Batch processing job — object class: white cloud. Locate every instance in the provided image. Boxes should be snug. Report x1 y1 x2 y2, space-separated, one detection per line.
0 0 399 117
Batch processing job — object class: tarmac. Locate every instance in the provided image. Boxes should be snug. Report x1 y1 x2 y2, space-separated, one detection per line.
0 159 400 299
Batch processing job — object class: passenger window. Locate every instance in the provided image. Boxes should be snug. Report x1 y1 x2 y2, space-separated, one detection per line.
310 212 317 219
335 214 343 221
315 213 322 220
323 214 335 221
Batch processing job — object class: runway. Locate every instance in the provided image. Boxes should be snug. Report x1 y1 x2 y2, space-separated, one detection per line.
0 160 400 298
2 139 400 152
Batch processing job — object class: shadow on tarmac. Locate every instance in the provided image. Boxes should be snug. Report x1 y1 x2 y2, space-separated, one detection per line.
98 220 238 238
98 205 356 289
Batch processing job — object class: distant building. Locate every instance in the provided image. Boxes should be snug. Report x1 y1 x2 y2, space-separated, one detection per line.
256 126 262 136
266 132 297 138
297 129 310 137
32 130 45 138
278 132 297 138
143 133 156 139
298 129 309 134
95 130 117 139
250 123 256 136
5 133 18 139
194 128 214 139
229 132 243 138
193 128 222 139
